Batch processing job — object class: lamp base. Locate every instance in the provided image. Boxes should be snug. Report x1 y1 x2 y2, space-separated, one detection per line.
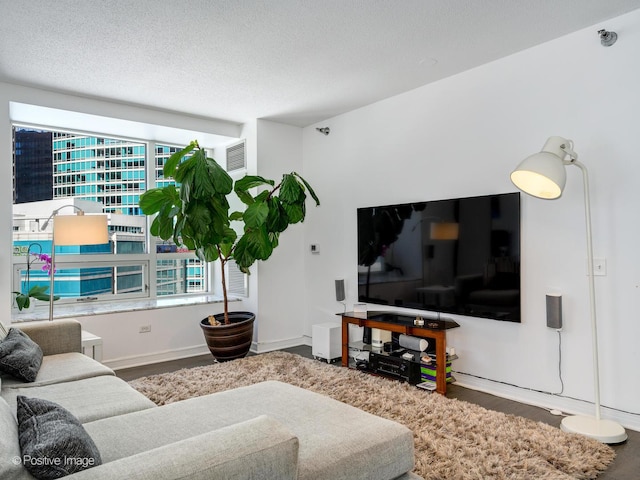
560 415 627 444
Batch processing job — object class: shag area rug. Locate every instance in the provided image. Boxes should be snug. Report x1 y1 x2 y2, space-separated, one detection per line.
129 351 614 480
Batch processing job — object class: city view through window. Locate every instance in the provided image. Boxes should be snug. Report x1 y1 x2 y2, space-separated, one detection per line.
11 127 207 308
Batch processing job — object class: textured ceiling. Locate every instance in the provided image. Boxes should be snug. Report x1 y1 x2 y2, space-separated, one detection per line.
1 0 639 127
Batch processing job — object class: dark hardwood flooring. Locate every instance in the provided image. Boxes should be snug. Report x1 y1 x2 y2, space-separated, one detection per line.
117 346 637 479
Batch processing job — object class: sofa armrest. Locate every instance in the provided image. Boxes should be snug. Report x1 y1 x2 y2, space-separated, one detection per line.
68 415 299 480
16 319 82 355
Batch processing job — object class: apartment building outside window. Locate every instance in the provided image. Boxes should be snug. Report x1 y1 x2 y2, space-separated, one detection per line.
12 126 208 310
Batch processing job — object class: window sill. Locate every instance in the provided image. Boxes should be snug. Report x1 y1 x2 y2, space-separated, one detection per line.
11 295 239 323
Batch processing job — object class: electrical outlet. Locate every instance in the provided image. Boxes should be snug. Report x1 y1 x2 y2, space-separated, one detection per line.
139 325 151 333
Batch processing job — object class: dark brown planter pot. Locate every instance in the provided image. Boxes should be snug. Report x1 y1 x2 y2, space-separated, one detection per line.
200 311 255 362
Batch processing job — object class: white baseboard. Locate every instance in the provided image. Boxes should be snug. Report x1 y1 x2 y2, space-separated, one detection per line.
107 335 313 370
455 373 640 433
251 335 310 354
107 344 210 371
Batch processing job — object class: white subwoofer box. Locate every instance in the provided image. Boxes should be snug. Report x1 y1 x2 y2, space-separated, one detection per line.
312 322 342 363
371 328 392 348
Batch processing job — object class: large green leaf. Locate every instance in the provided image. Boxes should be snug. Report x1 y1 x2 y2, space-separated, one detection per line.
149 217 161 237
219 227 237 257
293 172 320 206
198 244 220 263
234 175 274 206
181 235 195 251
185 201 214 238
255 190 270 202
266 197 289 233
279 174 304 203
139 187 175 215
164 141 196 178
269 231 280 250
207 158 233 195
206 195 231 236
243 200 269 228
175 155 197 198
232 235 255 270
244 226 273 260
236 189 254 206
235 175 274 192
157 216 175 240
191 153 217 199
282 202 305 224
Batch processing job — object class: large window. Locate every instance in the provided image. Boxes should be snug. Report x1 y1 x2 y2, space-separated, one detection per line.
11 126 208 309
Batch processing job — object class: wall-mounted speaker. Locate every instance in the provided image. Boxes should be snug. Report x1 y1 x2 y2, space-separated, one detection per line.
546 293 563 329
335 279 345 302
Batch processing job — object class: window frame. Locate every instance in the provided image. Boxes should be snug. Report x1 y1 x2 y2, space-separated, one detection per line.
11 123 214 310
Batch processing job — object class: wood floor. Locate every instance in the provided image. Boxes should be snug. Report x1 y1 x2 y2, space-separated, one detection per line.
117 345 637 480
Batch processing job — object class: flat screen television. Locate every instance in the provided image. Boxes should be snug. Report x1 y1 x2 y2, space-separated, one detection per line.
357 192 521 322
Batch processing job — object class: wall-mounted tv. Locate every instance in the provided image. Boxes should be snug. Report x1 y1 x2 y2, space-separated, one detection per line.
357 192 521 322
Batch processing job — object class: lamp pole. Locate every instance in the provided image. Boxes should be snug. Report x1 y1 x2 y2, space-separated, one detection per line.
572 160 601 421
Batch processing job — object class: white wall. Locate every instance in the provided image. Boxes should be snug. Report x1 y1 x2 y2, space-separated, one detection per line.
75 301 230 369
253 119 309 351
299 10 640 430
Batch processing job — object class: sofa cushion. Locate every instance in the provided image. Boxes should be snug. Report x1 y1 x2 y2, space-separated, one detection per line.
17 396 102 480
68 416 299 480
3 375 156 423
1 352 114 389
0 396 26 480
86 380 415 480
0 329 43 382
16 320 81 356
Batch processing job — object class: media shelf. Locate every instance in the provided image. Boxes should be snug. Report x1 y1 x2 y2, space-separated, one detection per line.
341 311 460 394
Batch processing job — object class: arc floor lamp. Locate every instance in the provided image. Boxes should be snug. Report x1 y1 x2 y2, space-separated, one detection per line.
41 205 109 322
510 136 627 444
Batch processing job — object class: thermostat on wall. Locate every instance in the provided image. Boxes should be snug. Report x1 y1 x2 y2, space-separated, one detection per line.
310 244 320 254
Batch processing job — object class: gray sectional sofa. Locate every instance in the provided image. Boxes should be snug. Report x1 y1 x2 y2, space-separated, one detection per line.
1 319 423 480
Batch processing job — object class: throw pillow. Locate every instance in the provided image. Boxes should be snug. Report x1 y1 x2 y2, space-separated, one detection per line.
0 328 43 382
17 396 102 479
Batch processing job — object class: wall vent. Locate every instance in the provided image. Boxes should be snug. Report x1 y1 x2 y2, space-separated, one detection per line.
227 259 248 297
226 140 246 171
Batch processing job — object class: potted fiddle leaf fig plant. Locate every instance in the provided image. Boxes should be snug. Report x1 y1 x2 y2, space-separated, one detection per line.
139 140 319 361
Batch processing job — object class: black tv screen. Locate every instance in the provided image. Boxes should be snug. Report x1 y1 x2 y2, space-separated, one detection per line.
357 192 521 322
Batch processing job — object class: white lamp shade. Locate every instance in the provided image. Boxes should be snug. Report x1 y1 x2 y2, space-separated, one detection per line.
510 151 567 199
53 214 109 246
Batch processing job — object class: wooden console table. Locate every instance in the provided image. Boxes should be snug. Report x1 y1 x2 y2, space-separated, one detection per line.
341 311 459 394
